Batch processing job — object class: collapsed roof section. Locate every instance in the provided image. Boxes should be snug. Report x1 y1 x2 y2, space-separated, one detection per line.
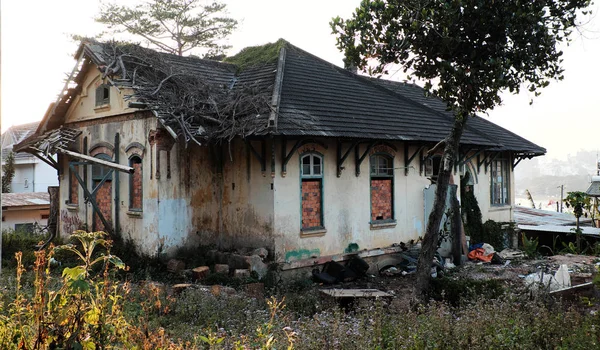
16 39 545 163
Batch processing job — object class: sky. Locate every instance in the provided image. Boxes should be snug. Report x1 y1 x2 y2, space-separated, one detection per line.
1 0 599 162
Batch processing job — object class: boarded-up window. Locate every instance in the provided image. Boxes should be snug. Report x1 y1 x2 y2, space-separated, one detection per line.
69 165 79 204
370 154 394 222
301 153 323 229
129 156 143 211
95 84 110 106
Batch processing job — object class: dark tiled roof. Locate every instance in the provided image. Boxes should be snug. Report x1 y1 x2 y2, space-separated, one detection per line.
368 78 546 154
275 45 498 146
22 40 544 155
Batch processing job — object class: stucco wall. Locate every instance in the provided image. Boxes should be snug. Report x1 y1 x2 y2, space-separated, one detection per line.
3 208 49 231
58 113 160 254
168 138 275 254
272 140 512 262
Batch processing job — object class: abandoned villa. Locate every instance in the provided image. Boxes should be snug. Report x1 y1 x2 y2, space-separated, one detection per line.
15 40 545 271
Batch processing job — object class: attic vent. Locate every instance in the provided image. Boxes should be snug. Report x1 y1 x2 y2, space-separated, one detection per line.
95 84 110 106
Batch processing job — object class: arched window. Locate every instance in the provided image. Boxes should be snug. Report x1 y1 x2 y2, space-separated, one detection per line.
92 153 113 181
129 156 143 211
95 84 110 106
370 154 394 222
91 153 113 232
300 153 324 230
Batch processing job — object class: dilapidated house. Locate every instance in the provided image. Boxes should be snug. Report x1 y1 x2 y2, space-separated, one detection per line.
15 39 545 268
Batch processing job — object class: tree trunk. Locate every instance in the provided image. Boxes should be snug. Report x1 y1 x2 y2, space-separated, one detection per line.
576 216 581 253
415 116 466 301
451 192 463 266
39 186 59 250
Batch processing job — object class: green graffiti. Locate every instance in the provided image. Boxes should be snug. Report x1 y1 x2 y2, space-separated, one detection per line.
344 243 359 254
285 248 320 262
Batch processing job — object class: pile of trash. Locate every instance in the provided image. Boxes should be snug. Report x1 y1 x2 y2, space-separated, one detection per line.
312 257 370 284
467 243 526 264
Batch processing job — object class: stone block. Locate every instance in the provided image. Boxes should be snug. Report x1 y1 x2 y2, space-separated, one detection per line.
233 269 250 278
214 264 230 274
192 266 210 280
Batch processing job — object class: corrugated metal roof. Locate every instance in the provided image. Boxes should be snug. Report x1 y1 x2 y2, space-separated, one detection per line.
514 206 592 226
519 225 600 237
1 192 50 208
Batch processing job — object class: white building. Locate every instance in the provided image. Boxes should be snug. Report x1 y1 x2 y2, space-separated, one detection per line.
2 122 58 193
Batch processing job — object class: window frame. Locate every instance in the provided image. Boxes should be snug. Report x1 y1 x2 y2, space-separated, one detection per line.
95 84 110 107
300 152 325 232
490 157 510 206
68 164 79 205
129 155 143 211
91 153 113 182
369 153 396 224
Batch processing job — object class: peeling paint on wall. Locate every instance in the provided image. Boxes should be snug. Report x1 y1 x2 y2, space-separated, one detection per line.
285 248 321 262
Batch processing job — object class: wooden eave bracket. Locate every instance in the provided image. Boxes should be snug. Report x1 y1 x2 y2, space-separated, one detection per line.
246 139 267 175
405 144 425 176
337 140 359 177
281 138 328 177
512 153 533 170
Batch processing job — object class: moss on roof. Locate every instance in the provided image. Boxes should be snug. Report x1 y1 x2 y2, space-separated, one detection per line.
224 39 287 71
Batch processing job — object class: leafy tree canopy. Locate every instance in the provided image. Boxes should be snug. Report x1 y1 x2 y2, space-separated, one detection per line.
331 0 592 118
96 0 238 57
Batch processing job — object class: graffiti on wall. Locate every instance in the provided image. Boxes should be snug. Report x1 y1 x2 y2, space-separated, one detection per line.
61 210 84 235
285 248 321 262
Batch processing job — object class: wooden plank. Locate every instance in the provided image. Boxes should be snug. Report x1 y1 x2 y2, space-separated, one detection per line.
320 289 392 298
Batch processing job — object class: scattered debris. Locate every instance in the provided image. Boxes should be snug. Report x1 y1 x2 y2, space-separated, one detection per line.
233 269 250 278
251 248 269 260
312 257 370 284
498 248 526 260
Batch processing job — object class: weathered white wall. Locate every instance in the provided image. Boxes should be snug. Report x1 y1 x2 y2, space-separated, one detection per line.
273 140 435 261
467 155 514 223
3 208 49 231
168 138 275 254
272 140 513 262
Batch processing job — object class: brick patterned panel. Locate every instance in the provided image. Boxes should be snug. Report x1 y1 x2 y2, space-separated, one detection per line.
93 181 112 232
131 161 143 209
371 179 392 221
302 179 322 229
69 166 78 204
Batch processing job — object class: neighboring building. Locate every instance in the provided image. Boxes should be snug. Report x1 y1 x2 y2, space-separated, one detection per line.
15 40 545 268
1 121 58 193
1 192 50 232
